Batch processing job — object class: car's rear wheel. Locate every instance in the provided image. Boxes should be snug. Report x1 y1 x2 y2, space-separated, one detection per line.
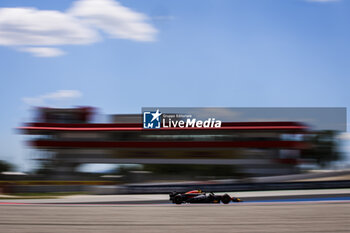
221 194 231 204
174 195 183 204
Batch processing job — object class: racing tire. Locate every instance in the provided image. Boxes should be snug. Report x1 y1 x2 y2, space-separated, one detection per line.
221 194 231 204
174 195 183 205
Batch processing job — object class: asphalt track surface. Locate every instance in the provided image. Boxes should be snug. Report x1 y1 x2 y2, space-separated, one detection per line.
41 193 350 204
1 194 350 233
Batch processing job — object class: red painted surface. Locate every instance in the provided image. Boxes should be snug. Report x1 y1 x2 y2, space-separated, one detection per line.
185 190 202 194
31 140 309 149
19 125 307 131
18 121 308 132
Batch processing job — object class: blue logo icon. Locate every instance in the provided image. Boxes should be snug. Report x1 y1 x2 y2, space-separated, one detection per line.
143 109 162 129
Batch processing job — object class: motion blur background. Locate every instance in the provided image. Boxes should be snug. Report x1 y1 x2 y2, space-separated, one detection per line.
0 0 350 194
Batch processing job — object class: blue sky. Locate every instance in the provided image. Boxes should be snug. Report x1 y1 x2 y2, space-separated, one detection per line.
0 0 349 170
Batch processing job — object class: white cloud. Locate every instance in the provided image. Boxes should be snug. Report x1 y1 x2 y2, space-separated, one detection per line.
22 90 82 106
19 47 66 57
0 0 157 57
44 90 82 100
69 0 157 42
0 7 99 46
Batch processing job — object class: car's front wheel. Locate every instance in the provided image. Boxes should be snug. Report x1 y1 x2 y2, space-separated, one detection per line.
174 195 183 205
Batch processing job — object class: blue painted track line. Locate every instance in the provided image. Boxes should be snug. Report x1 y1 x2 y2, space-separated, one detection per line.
244 196 350 203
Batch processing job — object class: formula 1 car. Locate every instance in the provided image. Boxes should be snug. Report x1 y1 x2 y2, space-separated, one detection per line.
169 190 242 204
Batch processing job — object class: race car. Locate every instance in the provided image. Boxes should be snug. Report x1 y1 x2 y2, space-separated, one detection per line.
169 190 242 204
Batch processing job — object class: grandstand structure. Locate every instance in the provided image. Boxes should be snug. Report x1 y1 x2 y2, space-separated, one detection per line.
19 107 310 176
